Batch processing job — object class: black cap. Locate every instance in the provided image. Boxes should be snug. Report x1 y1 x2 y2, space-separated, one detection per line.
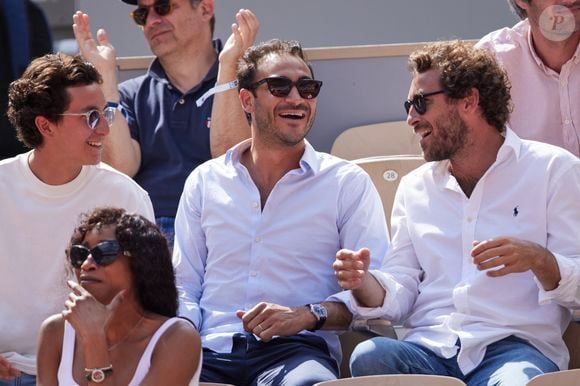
120 0 138 4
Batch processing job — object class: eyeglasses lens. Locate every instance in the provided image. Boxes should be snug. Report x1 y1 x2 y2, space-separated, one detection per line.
132 0 172 26
404 95 426 115
263 78 322 99
69 240 121 268
87 110 101 129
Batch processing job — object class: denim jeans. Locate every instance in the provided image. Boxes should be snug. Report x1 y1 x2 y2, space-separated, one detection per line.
0 373 36 386
202 333 338 386
350 335 559 386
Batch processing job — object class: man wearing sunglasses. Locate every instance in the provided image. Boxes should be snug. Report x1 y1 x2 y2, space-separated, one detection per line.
476 0 579 157
173 39 390 385
334 41 580 385
72 0 259 247
0 53 154 386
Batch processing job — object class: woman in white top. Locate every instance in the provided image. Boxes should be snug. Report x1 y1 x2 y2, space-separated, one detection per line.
37 207 201 385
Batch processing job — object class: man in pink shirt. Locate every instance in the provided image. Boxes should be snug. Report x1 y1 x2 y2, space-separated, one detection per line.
476 0 579 156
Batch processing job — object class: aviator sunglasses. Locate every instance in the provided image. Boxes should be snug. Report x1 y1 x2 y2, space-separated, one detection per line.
404 90 445 115
131 0 172 26
59 106 116 130
251 76 323 99
69 240 129 269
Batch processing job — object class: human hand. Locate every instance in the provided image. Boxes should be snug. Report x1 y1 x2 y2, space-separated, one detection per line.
0 355 20 380
219 9 260 68
236 302 315 342
62 280 125 343
72 11 118 79
333 247 372 290
472 237 554 278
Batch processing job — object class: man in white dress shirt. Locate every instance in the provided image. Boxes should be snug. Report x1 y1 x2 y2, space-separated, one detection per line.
476 0 579 156
173 39 390 385
334 41 580 386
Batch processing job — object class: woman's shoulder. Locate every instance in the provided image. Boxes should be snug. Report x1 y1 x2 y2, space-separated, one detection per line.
40 313 66 336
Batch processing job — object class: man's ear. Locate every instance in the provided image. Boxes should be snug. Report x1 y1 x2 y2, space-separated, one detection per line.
513 0 530 13
460 87 480 115
239 88 255 114
199 0 214 20
34 116 54 138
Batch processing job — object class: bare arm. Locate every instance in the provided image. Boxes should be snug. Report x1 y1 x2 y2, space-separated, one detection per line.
209 9 259 157
140 320 201 386
36 315 64 386
334 248 387 308
73 11 141 176
236 300 352 342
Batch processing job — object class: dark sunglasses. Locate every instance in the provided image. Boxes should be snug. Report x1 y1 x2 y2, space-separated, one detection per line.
131 0 172 26
404 90 445 115
59 107 116 130
69 240 128 269
251 76 323 99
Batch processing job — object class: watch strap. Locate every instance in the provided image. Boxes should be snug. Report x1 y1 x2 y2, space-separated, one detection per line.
306 303 327 331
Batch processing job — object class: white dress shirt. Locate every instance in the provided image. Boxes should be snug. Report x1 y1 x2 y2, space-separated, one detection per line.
346 130 580 373
476 20 580 157
173 139 390 362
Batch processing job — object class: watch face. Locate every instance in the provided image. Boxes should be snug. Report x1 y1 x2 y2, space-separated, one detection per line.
92 369 105 383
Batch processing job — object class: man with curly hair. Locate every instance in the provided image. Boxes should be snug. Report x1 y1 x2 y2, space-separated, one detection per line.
476 0 579 156
334 40 580 385
0 53 154 386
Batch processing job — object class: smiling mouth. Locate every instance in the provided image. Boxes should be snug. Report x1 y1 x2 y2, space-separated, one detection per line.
87 141 102 148
279 112 306 120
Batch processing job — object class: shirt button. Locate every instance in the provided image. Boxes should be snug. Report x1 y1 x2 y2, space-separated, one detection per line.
168 85 173 90
564 119 571 125
250 271 257 277
255 236 261 242
466 217 473 223
252 202 259 209
178 98 185 104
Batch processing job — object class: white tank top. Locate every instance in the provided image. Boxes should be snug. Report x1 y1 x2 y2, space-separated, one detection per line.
57 317 201 385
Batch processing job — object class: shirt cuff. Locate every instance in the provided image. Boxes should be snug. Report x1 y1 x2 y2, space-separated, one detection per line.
537 252 580 305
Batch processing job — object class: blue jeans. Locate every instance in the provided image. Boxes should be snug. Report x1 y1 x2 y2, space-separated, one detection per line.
350 335 559 386
202 333 338 386
0 373 36 386
155 216 175 250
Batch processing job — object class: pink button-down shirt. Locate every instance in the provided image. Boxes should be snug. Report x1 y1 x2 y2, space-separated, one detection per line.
477 20 580 157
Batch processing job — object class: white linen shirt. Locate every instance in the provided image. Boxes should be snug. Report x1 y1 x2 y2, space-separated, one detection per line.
172 139 390 362
346 129 580 373
476 20 580 156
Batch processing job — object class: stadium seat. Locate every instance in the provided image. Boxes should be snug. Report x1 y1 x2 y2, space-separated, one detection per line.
315 374 467 386
526 368 580 386
331 121 421 160
353 155 425 233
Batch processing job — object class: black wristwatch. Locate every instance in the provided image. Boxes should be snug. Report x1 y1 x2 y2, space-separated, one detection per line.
306 303 328 331
85 364 113 383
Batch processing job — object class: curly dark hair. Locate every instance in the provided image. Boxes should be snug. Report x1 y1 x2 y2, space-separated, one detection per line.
237 39 315 93
408 40 512 132
7 53 102 149
67 207 178 317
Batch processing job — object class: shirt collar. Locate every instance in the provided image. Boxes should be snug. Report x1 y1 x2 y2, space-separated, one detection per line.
432 127 520 188
226 139 319 174
525 20 580 70
147 39 222 93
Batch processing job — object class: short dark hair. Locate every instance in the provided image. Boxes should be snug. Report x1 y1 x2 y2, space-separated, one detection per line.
507 0 530 20
7 53 102 149
409 40 512 132
237 39 314 93
67 207 178 317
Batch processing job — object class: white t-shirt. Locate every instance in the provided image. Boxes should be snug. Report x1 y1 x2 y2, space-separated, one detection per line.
0 152 154 375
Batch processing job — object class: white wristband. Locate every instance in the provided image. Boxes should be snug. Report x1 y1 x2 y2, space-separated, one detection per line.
196 80 239 107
